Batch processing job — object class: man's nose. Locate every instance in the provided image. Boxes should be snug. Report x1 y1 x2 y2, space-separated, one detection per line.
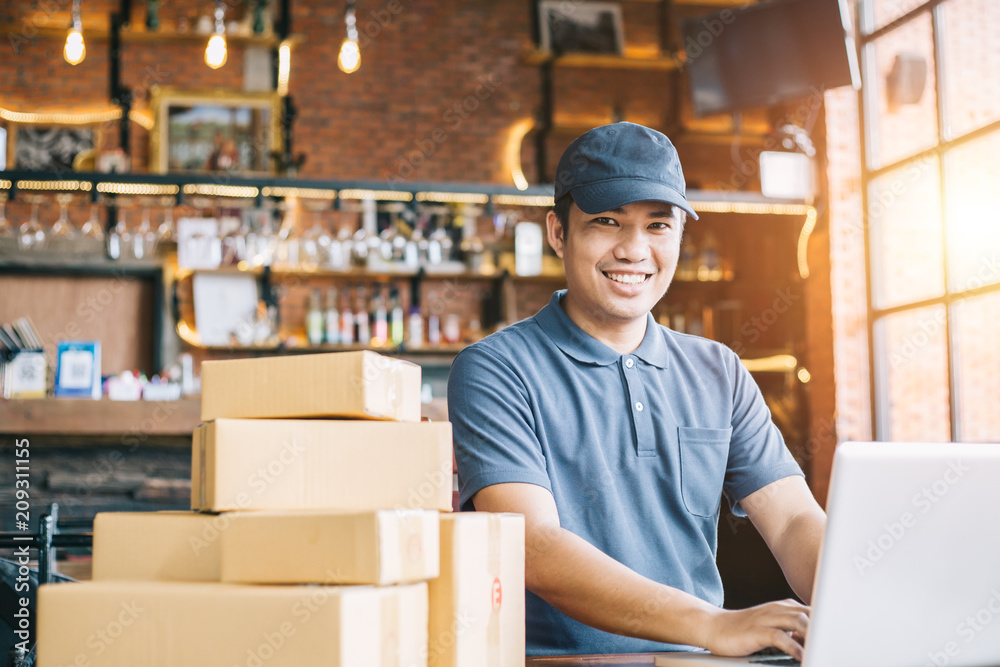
613 227 651 262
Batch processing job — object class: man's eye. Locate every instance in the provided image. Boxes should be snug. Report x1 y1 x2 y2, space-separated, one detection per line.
649 222 673 230
592 217 617 226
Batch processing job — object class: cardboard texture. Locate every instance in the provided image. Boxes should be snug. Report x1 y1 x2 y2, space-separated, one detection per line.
221 509 441 585
428 513 525 667
92 512 224 582
191 419 454 512
200 350 422 422
37 581 428 667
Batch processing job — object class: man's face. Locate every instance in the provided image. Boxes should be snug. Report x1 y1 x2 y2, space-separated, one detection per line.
546 199 683 328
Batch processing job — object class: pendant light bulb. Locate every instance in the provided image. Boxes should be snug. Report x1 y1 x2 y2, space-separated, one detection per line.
205 33 228 69
205 0 228 69
64 28 86 65
338 38 360 74
338 2 360 74
64 0 85 65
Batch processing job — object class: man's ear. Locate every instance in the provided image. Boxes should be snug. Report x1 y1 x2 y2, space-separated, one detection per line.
545 210 565 259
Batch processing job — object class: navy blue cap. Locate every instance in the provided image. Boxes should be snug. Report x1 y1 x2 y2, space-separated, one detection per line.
553 122 698 220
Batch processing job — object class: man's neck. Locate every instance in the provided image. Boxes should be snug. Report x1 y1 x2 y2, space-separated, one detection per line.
560 294 648 355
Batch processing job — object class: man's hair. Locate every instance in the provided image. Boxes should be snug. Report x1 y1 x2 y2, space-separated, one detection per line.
552 194 687 239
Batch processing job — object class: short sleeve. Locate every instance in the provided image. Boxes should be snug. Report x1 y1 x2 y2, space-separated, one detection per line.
448 344 552 511
722 350 804 516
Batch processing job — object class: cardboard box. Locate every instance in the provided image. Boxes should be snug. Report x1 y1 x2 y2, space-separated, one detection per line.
191 419 453 512
37 581 428 667
92 511 224 582
200 350 422 422
222 509 440 585
428 513 525 667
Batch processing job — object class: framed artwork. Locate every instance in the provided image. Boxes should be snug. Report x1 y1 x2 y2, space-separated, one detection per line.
538 1 624 55
149 87 283 175
4 123 100 171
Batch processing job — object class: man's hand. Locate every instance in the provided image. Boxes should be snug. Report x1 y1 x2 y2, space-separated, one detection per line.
702 599 810 660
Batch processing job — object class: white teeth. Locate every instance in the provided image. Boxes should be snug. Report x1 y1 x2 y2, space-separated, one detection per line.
606 273 647 285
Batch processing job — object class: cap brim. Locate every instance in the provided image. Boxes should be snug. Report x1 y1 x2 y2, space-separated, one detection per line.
571 178 699 220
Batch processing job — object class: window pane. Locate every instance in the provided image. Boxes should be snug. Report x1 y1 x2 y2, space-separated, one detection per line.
866 13 939 168
954 292 1000 441
877 305 951 441
945 129 1000 293
869 159 945 309
941 0 1000 138
867 0 929 33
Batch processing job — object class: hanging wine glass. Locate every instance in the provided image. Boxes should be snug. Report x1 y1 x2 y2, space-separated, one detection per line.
18 198 47 252
0 194 14 239
301 206 332 269
80 204 104 241
133 205 157 259
49 194 78 255
156 197 175 245
107 207 129 260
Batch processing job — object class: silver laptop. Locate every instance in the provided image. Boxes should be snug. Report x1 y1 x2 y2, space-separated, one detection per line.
656 441 1000 667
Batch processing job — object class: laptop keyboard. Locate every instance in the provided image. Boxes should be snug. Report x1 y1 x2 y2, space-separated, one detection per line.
747 647 801 665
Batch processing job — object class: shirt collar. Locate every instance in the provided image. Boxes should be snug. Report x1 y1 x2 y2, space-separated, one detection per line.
534 290 669 369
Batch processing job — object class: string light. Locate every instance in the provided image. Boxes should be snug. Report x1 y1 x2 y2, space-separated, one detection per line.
63 0 86 66
205 0 228 69
338 1 361 74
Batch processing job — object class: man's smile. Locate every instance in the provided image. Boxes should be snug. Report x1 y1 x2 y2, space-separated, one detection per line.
602 271 653 285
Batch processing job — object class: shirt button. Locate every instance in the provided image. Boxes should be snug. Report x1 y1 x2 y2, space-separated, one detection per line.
635 401 644 412
625 358 634 369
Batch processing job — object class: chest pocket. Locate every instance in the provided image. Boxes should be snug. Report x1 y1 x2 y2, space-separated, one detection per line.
678 426 732 518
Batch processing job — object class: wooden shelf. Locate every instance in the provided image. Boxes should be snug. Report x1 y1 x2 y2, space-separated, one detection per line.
523 50 680 71
0 397 201 437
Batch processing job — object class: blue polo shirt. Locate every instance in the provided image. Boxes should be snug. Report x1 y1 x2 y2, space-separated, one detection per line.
447 290 804 656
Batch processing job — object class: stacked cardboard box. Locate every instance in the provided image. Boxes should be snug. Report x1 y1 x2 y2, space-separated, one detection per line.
38 351 524 667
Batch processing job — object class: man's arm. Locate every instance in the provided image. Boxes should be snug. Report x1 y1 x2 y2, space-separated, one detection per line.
474 482 812 659
739 476 827 604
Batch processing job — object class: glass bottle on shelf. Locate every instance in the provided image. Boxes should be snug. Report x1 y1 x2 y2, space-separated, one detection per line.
371 285 388 347
407 305 423 349
427 312 441 347
458 204 486 273
389 287 405 347
306 288 324 346
697 231 724 282
335 217 354 270
355 284 371 345
677 234 698 282
275 208 301 268
340 286 356 345
351 199 379 268
324 287 340 344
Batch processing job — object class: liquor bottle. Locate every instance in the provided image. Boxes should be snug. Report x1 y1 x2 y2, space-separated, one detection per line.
427 313 441 347
389 287 405 347
697 232 724 282
371 286 388 347
324 287 339 345
355 285 371 345
407 305 423 349
306 288 324 346
340 287 356 345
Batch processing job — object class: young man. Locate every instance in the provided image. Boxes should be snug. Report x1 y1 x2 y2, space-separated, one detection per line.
447 122 826 657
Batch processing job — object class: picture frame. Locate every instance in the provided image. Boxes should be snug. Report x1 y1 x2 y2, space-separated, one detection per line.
538 1 625 56
4 122 103 171
149 87 283 175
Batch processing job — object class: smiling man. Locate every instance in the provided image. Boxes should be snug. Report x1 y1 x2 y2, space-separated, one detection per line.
447 122 826 657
